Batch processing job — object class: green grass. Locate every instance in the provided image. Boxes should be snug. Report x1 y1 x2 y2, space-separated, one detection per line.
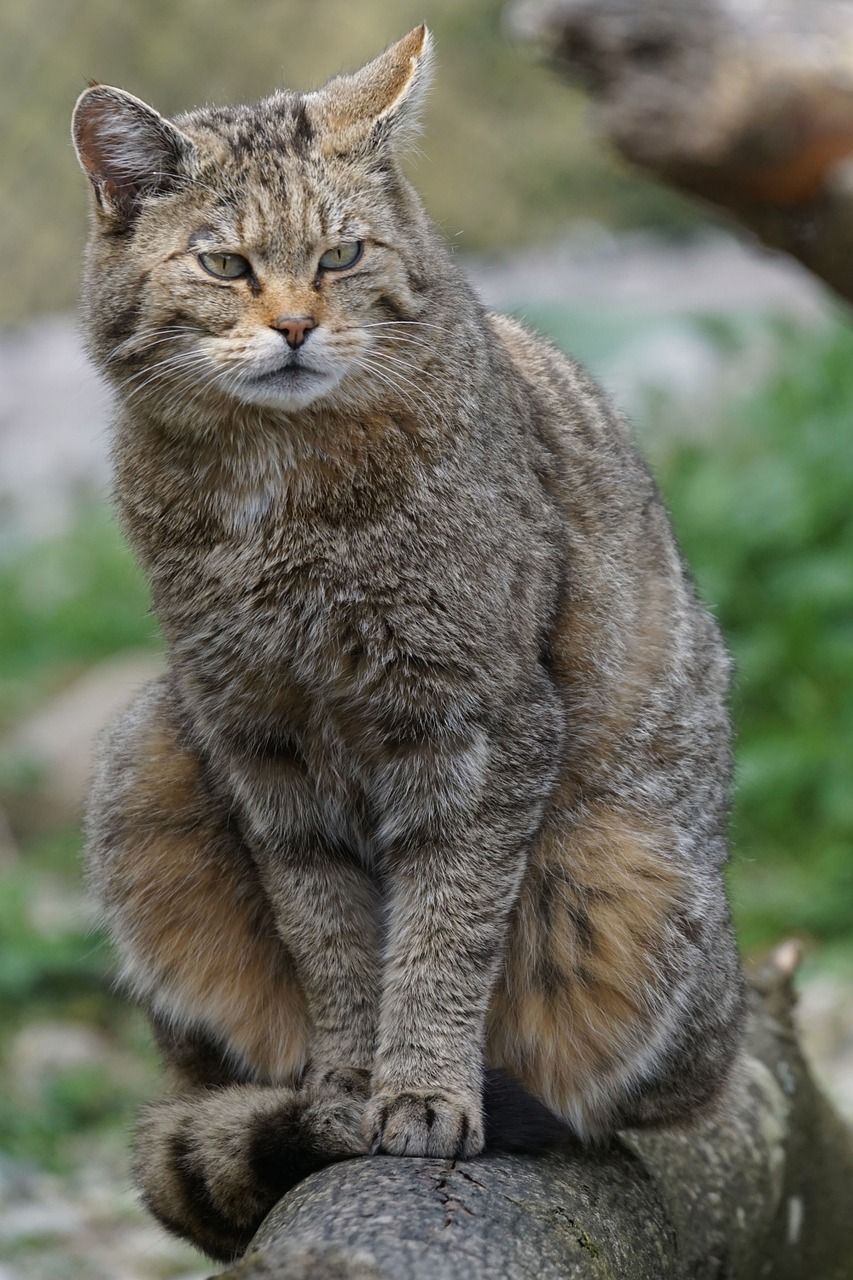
0 843 156 1172
0 509 159 1171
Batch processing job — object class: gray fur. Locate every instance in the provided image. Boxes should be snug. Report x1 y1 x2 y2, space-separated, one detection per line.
74 26 744 1262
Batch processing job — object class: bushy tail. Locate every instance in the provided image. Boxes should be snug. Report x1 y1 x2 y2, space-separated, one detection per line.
134 1084 365 1262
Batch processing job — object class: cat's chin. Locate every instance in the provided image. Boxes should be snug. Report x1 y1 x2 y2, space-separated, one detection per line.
233 365 346 413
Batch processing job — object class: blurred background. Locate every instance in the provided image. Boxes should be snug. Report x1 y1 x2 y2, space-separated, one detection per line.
0 1 851 1277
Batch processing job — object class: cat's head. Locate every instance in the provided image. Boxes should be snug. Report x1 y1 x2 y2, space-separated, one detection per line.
72 27 441 419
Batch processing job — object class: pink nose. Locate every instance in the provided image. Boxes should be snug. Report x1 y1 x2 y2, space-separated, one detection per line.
271 315 316 349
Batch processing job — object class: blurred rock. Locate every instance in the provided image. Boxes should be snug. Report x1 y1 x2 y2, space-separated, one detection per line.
6 651 163 829
0 1157 204 1279
602 319 768 432
0 316 113 550
797 974 853 1121
0 1199 85 1242
8 1022 114 1101
471 228 832 320
0 1156 37 1202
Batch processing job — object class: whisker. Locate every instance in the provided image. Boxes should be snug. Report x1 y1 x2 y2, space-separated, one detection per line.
106 333 197 366
105 324 202 366
367 347 440 380
119 351 210 390
120 345 210 373
149 357 223 422
368 334 436 354
361 320 445 333
354 355 439 424
358 352 448 425
120 354 214 405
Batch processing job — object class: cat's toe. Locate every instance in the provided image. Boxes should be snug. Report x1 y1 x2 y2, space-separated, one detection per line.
365 1088 484 1158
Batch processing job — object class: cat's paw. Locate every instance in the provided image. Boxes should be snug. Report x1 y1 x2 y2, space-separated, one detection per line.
303 1065 372 1103
300 1091 369 1158
365 1088 484 1158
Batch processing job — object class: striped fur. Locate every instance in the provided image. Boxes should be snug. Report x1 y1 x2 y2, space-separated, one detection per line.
74 26 745 1260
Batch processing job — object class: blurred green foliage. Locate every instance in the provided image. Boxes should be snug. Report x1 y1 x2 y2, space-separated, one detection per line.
1 0 700 326
0 506 157 731
655 320 853 950
0 839 156 1172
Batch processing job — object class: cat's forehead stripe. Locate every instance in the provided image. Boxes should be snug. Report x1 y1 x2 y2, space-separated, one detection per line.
193 95 317 166
173 99 404 255
184 163 344 261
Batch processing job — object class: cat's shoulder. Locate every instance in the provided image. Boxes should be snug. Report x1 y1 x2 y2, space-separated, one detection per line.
486 309 632 459
487 310 611 412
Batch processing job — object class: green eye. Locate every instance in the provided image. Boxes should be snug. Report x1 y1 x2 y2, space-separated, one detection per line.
198 251 251 280
318 241 363 271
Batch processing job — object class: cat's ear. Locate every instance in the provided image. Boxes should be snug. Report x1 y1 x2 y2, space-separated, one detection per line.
72 85 197 226
311 25 433 153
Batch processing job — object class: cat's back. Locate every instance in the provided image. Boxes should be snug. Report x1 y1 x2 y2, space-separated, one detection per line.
488 311 731 802
489 311 640 464
487 309 672 562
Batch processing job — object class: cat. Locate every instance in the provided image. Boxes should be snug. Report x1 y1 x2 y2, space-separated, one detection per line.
73 25 745 1262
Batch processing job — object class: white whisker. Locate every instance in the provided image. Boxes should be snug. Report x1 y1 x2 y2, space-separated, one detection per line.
120 352 214 406
354 355 445 428
357 352 448 426
104 324 202 366
361 320 445 332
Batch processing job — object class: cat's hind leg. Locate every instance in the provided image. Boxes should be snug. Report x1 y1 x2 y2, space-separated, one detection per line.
487 803 744 1140
85 676 312 1083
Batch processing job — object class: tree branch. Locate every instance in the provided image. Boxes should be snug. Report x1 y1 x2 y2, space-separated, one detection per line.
509 0 853 303
215 945 853 1279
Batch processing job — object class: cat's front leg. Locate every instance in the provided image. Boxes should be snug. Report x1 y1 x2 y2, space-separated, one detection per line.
261 846 382 1096
365 711 560 1158
232 764 382 1100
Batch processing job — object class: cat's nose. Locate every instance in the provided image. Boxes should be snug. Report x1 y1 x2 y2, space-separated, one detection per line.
271 315 317 349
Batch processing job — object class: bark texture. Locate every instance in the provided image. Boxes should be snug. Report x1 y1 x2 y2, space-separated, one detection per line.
215 946 853 1279
509 0 853 303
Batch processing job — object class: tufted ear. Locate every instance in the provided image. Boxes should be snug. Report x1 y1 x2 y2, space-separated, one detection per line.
310 25 433 153
72 84 197 226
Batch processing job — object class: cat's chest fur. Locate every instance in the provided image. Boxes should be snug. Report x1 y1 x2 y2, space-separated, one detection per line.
121 411 562 858
152 498 521 863
154 484 528 750
168 517 412 706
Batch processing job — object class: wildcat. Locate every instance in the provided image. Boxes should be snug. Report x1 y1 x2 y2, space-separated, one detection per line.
73 26 745 1262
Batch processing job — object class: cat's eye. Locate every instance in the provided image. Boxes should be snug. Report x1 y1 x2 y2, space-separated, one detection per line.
318 241 363 272
197 251 252 280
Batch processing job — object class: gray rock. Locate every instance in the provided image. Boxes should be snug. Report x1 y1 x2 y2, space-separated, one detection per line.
6 650 163 827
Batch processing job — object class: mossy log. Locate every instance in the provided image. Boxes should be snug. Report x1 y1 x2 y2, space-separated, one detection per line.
509 0 853 304
215 945 853 1279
